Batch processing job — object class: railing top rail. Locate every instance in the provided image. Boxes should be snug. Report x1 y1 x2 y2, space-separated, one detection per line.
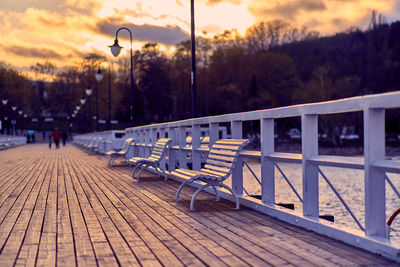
126 91 400 131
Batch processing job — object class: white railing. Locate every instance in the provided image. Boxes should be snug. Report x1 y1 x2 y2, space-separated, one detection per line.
76 91 400 261
0 135 27 147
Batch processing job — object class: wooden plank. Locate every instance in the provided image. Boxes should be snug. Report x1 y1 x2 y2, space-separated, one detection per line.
65 150 119 266
57 153 76 267
94 170 243 266
66 153 142 266
100 165 283 266
140 181 292 266
15 151 55 267
69 154 188 266
0 152 50 266
36 151 59 266
62 152 97 267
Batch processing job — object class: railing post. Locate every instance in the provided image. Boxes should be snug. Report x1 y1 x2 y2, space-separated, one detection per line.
364 108 386 238
133 130 140 157
145 129 151 157
179 126 187 169
159 128 167 170
168 127 178 172
151 128 157 145
302 114 319 219
192 124 201 170
209 122 219 146
231 120 243 196
139 130 145 157
261 118 275 205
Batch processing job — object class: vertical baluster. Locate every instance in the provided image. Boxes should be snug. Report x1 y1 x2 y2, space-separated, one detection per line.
364 108 386 237
209 122 219 147
151 128 157 146
145 129 151 157
179 126 187 169
159 128 166 170
139 130 145 157
133 130 140 157
231 120 243 196
168 127 178 172
261 118 275 205
302 114 319 219
192 124 201 170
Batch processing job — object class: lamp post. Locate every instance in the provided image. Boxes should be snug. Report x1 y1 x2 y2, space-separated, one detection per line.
190 0 197 118
1 97 7 134
109 27 134 124
94 68 102 132
11 105 16 135
85 87 93 132
96 63 112 130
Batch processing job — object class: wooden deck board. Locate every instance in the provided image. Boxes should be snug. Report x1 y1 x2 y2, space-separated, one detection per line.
0 144 396 266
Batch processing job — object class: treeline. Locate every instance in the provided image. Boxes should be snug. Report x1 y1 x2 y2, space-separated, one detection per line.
1 16 400 136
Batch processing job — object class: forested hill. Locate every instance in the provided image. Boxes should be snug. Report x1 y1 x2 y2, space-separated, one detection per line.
272 21 400 105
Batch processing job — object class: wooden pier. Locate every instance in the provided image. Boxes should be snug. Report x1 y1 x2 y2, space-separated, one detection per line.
0 144 396 266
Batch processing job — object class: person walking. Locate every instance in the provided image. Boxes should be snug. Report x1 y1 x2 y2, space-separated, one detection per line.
48 132 52 149
50 127 61 149
61 131 68 146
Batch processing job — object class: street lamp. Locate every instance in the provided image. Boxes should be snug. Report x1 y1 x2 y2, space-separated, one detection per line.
94 68 103 131
109 27 134 124
1 97 8 134
11 105 17 134
96 63 112 130
85 86 93 132
190 0 197 118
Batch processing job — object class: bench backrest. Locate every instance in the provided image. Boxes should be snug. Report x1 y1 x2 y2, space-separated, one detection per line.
120 138 134 153
202 139 249 180
149 138 171 162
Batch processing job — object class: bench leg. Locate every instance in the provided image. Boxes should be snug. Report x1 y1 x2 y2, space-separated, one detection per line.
219 184 240 209
190 184 211 211
132 163 142 179
176 180 190 203
137 164 147 181
108 156 115 167
211 186 220 201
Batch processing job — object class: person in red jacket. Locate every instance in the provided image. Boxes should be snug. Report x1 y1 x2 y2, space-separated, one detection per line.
50 127 61 149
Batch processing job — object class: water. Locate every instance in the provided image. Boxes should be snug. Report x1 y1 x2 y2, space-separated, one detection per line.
225 159 400 242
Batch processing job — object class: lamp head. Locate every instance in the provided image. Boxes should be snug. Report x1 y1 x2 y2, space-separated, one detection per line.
11 105 17 111
85 87 92 96
95 68 104 82
76 105 81 111
80 98 86 105
109 39 123 57
1 98 8 105
18 110 23 115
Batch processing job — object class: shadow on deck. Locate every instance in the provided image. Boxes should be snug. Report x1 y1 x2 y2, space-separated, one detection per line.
0 144 395 266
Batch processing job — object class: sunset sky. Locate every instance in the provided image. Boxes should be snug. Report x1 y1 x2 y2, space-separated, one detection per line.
0 0 398 73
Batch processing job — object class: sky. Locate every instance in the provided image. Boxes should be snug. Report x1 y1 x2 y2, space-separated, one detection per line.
0 0 399 73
